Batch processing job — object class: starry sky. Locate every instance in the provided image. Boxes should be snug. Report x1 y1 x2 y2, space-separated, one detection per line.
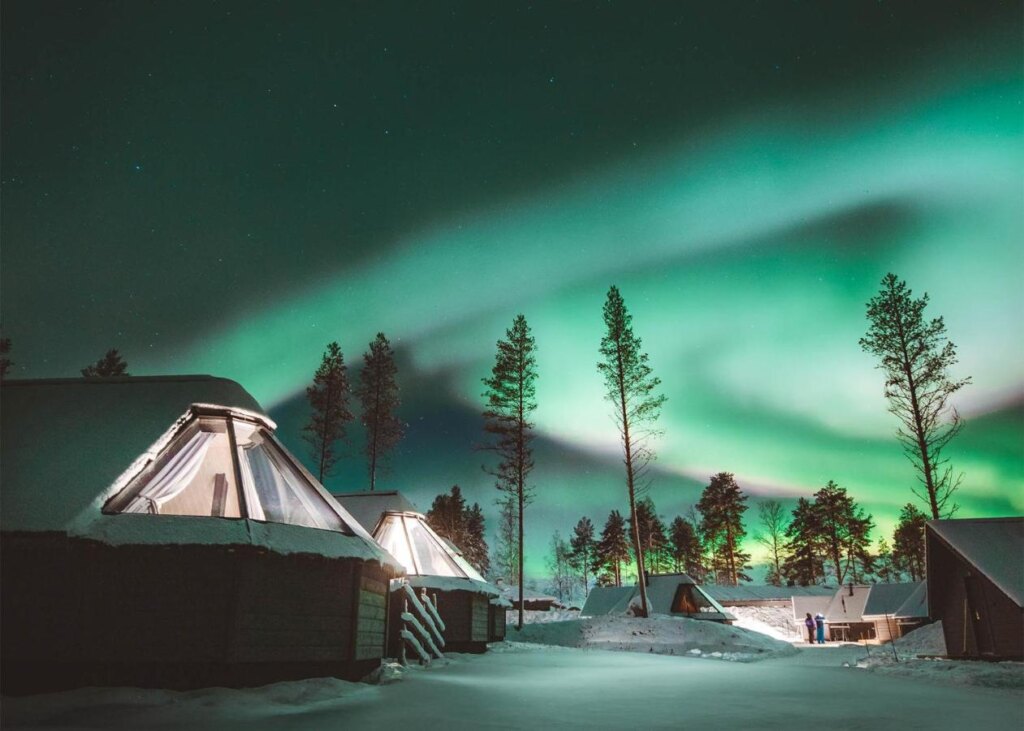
3 1 1022 578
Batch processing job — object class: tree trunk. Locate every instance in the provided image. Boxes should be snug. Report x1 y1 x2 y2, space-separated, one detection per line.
893 298 939 518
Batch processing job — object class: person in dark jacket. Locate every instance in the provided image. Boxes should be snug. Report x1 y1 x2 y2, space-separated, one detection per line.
804 613 816 644
815 613 826 644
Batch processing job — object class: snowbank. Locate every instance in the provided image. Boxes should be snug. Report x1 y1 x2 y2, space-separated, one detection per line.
0 677 371 729
4 645 1022 730
853 621 1024 690
724 605 803 642
507 615 798 662
893 620 946 656
507 609 581 624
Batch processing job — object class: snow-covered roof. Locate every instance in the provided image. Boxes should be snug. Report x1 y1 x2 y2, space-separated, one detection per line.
2 377 264 533
581 587 637 616
927 517 1024 608
791 595 832 620
334 490 499 596
331 490 419 533
703 584 835 602
646 574 734 620
408 574 500 596
894 580 928 619
581 575 734 621
500 585 560 603
0 377 401 571
824 585 872 623
863 582 926 618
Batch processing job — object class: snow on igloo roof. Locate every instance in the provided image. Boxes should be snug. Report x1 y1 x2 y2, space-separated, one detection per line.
331 490 420 533
1 377 266 533
0 377 402 570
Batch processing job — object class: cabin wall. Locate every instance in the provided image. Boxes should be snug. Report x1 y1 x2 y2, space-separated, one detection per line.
928 530 1023 659
435 590 490 651
0 531 394 693
489 605 507 641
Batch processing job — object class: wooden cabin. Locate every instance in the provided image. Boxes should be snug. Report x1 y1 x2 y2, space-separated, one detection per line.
822 584 873 641
333 491 503 653
861 582 928 642
581 573 734 622
926 517 1023 660
497 583 563 612
705 584 835 609
0 377 402 694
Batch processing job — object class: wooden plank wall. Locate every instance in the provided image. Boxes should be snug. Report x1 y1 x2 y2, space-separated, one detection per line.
0 532 395 690
354 571 388 660
470 595 489 642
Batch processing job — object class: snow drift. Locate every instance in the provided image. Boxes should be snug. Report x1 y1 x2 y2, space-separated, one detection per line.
507 614 798 662
855 622 1024 690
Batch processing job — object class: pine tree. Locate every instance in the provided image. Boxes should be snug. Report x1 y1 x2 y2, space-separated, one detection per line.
845 507 875 584
696 473 752 585
482 313 538 630
464 503 490 576
491 495 519 583
668 516 704 580
874 538 899 583
811 480 873 585
81 348 129 377
630 497 670 574
568 517 597 597
754 499 790 587
0 337 12 381
597 286 666 615
356 333 404 491
893 503 928 581
782 498 824 586
546 531 574 604
303 342 352 483
426 485 469 548
595 510 631 587
860 273 971 518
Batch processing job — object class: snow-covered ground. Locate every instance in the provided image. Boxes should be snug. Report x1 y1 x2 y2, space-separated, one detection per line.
852 621 1024 690
4 643 1022 730
507 608 581 624
507 614 798 661
724 605 804 642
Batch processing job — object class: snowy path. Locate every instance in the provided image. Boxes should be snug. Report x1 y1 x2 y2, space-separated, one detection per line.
4 646 1022 730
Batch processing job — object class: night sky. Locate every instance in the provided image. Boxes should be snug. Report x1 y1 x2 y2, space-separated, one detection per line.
3 2 1022 577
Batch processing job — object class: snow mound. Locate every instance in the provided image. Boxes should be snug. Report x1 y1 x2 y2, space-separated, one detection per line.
725 605 803 642
0 677 369 729
852 621 1023 690
508 608 581 624
856 655 1024 690
894 620 947 657
507 615 798 662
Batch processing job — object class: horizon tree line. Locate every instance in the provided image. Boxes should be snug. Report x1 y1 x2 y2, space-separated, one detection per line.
549 473 931 597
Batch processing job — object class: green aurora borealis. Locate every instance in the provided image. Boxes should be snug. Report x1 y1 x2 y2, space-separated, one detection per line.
3 2 1021 577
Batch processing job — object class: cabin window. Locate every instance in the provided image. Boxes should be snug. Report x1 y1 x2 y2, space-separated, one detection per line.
119 419 242 518
110 414 349 533
233 421 345 531
670 584 718 614
375 513 465 577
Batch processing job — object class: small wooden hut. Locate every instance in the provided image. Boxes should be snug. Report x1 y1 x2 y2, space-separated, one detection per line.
861 582 928 642
333 491 502 653
581 574 734 622
1 377 402 694
926 517 1023 660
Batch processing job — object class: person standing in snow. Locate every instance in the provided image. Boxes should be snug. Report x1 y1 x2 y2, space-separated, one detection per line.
804 613 815 644
815 613 826 644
